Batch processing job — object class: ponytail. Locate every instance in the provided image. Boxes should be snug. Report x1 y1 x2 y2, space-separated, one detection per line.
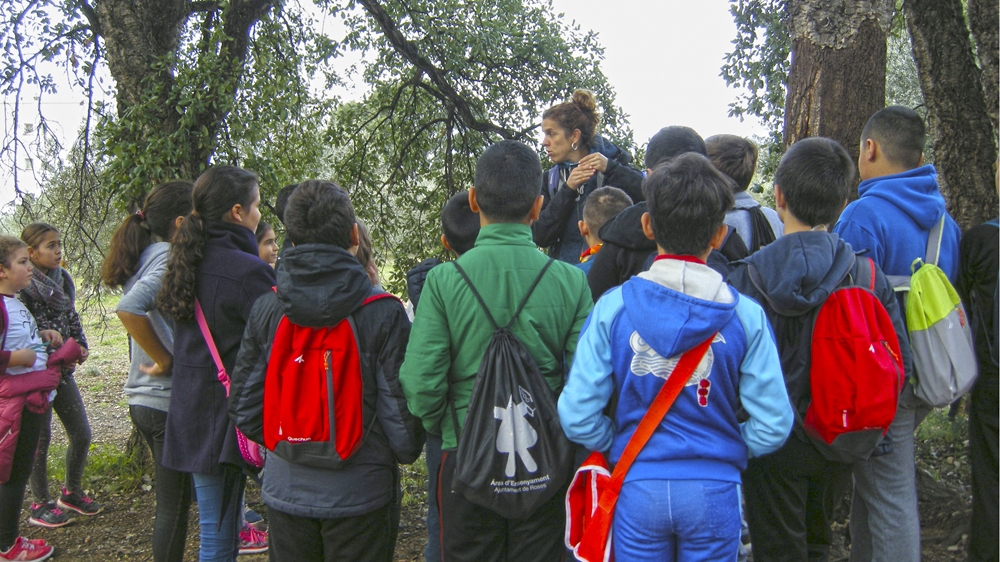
157 167 258 323
102 181 194 289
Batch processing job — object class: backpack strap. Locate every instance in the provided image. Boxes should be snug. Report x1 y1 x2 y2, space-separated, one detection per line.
583 334 716 543
854 257 876 292
446 259 556 440
194 298 231 396
925 215 945 267
452 259 556 331
362 292 401 306
0 297 8 352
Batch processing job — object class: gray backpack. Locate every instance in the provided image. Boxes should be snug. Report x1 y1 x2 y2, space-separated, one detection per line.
887 216 977 407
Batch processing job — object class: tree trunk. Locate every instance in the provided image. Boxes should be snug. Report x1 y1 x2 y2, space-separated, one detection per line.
783 0 895 196
125 423 153 472
92 0 275 185
966 0 999 140
905 0 998 229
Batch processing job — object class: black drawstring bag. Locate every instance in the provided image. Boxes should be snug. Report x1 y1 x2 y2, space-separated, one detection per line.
448 259 574 519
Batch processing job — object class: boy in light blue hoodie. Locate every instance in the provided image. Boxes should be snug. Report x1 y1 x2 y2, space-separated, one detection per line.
558 153 793 562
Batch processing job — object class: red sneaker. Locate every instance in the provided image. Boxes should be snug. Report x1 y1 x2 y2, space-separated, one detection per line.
0 537 54 561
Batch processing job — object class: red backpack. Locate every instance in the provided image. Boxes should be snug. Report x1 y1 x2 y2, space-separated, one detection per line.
262 293 398 468
749 256 903 463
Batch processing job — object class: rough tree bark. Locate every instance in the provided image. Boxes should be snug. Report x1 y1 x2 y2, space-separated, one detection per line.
905 0 998 229
966 0 999 139
783 0 895 192
88 0 276 179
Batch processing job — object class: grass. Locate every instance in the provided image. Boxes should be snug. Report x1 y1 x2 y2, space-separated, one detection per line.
45 442 149 496
915 405 969 444
400 453 429 508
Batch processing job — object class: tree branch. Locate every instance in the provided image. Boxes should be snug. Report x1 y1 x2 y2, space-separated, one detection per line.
358 0 524 140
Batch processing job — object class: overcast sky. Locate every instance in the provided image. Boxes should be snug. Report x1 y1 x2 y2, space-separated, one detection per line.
1 0 766 202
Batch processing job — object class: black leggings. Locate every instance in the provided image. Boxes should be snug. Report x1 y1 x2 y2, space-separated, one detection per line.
130 405 192 562
0 409 44 551
30 373 91 501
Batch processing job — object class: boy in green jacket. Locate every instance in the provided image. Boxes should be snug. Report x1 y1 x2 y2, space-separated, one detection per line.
399 140 593 562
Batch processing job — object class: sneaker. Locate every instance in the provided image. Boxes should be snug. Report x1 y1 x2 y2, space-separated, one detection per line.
0 536 54 561
27 503 72 529
238 523 268 555
56 487 102 516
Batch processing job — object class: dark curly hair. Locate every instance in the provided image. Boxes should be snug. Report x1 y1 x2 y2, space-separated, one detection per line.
102 181 194 289
157 166 258 322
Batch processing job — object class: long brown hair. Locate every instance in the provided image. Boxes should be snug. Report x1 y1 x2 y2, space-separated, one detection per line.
156 166 258 322
101 181 194 288
20 223 58 251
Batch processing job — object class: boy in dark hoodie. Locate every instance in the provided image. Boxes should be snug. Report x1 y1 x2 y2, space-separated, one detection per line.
728 137 912 562
586 126 708 300
229 180 423 562
559 153 792 562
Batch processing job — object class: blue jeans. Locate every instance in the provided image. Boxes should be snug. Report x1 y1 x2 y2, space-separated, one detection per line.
850 382 930 562
613 478 741 562
192 472 244 562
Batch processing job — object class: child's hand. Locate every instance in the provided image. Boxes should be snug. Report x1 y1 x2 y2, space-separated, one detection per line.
140 359 172 377
10 348 36 367
39 330 63 348
78 347 89 364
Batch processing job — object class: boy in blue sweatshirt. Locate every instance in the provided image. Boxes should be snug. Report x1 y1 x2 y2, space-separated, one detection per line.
728 138 912 562
558 153 793 562
833 106 960 562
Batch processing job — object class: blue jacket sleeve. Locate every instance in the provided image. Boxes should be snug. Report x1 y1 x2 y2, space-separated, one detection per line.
733 295 793 457
557 289 623 453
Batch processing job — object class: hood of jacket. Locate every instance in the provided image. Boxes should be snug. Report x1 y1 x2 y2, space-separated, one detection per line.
276 244 373 327
597 201 655 252
857 165 946 230
621 259 736 359
591 135 633 166
743 231 856 315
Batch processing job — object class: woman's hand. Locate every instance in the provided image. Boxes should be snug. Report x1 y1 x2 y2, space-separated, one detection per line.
578 152 609 174
39 330 64 348
78 346 89 364
566 164 597 191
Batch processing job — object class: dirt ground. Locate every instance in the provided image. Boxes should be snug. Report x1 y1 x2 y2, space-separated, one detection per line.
21 306 976 561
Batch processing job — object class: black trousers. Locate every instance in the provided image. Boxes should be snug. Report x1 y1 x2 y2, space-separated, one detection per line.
742 435 853 562
130 405 192 562
30 373 91 501
0 409 43 551
968 379 998 562
267 502 394 562
437 451 566 562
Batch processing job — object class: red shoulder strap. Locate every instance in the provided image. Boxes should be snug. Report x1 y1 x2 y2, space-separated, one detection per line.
362 292 401 306
579 333 716 555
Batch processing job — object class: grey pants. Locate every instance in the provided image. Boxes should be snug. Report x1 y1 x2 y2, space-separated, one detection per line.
30 373 92 502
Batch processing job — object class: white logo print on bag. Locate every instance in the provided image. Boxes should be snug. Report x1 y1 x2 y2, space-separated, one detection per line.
494 387 539 477
630 331 725 407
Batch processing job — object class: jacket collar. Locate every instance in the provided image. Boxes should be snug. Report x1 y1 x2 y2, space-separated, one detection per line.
472 223 535 248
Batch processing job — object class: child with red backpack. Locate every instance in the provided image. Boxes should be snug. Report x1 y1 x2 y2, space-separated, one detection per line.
229 180 423 561
558 153 793 562
727 138 912 561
